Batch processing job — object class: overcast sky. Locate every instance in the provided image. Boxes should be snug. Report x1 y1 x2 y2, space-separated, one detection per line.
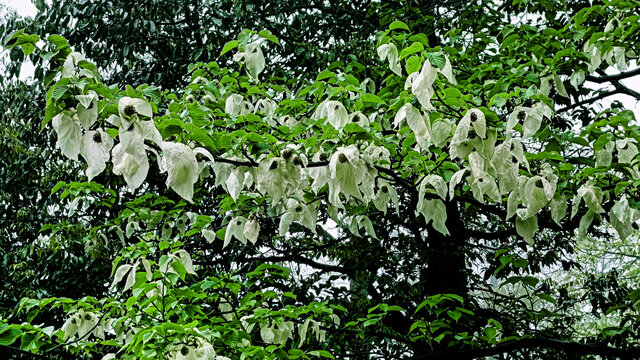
0 0 37 16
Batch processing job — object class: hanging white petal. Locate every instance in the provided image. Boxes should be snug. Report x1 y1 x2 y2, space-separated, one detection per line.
52 113 82 161
243 217 260 244
224 216 247 247
411 59 437 111
76 91 98 130
112 124 148 190
160 142 199 202
118 96 153 120
377 43 402 75
244 43 266 79
80 128 114 181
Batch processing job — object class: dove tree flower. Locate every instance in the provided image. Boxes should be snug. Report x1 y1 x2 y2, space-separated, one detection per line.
234 42 265 79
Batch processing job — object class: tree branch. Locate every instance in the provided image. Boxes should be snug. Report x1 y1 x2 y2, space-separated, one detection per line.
556 90 618 113
244 255 350 274
585 67 640 83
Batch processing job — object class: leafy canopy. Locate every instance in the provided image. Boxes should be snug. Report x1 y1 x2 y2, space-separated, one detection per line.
2 1 640 359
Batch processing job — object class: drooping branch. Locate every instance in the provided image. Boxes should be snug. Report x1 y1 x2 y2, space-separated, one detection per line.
585 67 640 83
244 254 350 274
556 90 618 113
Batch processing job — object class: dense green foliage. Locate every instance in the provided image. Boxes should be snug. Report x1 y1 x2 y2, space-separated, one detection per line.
2 1 640 359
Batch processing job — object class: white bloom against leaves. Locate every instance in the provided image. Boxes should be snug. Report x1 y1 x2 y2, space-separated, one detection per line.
549 193 567 225
418 174 447 201
348 215 378 239
309 150 331 193
173 341 216 360
243 216 260 244
80 129 114 181
572 181 606 217
615 138 638 164
111 123 149 190
314 100 348 130
349 111 370 127
76 90 98 130
416 198 449 235
119 96 153 122
52 112 82 161
225 94 253 116
415 174 449 234
492 138 527 194
610 196 640 240
521 176 554 217
225 167 254 201
540 73 568 98
524 102 551 138
257 151 306 204
506 102 551 138
221 216 256 245
279 199 317 236
61 51 94 79
409 59 437 111
450 109 485 159
329 145 364 205
373 179 399 214
234 43 265 79
61 310 103 341
515 213 538 246
441 55 457 84
430 118 454 148
467 152 500 203
255 98 277 125
570 70 585 89
159 142 200 202
395 103 429 143
377 43 402 75
244 43 266 79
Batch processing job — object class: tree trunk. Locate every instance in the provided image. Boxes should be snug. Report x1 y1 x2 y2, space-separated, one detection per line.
423 201 468 296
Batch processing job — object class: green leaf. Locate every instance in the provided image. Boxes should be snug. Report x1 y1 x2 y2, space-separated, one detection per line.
425 52 446 69
399 42 424 60
406 56 422 74
20 43 35 56
0 328 21 346
220 40 239 56
171 261 187 281
309 350 335 359
360 93 384 104
501 34 519 49
21 332 36 350
389 20 410 31
501 276 539 288
48 34 69 49
50 181 67 195
258 29 280 44
447 310 461 321
316 70 335 81
52 85 69 100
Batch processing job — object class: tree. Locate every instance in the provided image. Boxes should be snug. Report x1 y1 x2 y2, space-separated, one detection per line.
2 0 640 359
0 0 431 317
0 0 463 316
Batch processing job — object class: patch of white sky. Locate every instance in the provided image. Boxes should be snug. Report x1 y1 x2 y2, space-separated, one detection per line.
0 0 38 79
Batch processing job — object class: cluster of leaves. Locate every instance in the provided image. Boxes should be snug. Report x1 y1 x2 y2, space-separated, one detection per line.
2 0 640 359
